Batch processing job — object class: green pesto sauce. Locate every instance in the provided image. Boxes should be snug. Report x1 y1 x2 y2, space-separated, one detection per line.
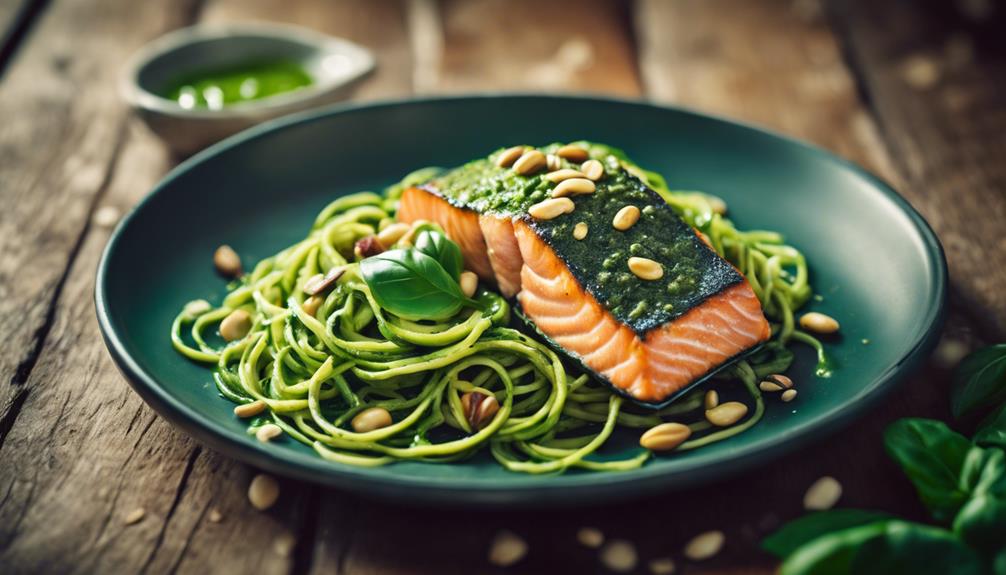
163 60 313 110
425 142 743 334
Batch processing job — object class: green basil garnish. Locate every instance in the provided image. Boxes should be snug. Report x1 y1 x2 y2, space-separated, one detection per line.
883 418 972 522
414 229 463 280
360 248 476 321
952 344 1006 419
762 510 891 558
975 403 1006 450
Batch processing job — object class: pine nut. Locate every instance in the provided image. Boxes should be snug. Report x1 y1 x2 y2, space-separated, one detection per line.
513 150 546 175
302 295 324 317
556 144 590 162
600 540 638 573
351 407 393 432
648 558 676 575
461 391 500 430
183 299 212 318
93 205 121 228
214 245 242 278
208 509 224 523
781 389 798 402
377 222 411 246
546 153 561 171
274 532 297 557
248 474 280 510
459 271 478 298
496 146 525 167
528 197 575 220
581 159 604 180
704 390 719 410
683 530 724 561
488 530 527 567
613 205 641 230
804 476 842 510
552 178 595 198
639 422 691 451
304 266 346 295
354 235 385 259
256 423 283 443
220 309 252 341
577 527 604 548
799 312 840 334
234 399 267 418
708 196 728 215
758 374 793 392
545 168 586 183
628 257 663 280
573 222 588 240
124 507 145 525
705 401 748 427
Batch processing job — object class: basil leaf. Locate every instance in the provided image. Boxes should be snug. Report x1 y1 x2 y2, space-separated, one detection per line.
975 403 1006 450
953 493 1006 552
994 547 1006 575
850 521 983 575
951 344 1006 419
360 249 468 321
414 229 463 280
884 418 972 521
763 510 891 559
959 445 1006 497
780 522 888 575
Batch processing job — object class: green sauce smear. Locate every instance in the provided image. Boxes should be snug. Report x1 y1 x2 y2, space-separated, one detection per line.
163 60 313 110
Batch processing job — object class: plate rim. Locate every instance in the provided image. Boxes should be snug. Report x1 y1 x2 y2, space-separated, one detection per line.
95 93 947 506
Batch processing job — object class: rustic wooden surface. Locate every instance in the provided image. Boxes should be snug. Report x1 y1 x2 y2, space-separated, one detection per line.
0 0 1003 573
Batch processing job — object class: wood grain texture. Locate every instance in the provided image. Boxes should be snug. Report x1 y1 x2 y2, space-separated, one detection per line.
831 0 1006 339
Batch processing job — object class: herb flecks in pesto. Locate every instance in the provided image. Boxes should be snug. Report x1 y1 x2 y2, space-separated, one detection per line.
163 60 313 110
424 142 743 334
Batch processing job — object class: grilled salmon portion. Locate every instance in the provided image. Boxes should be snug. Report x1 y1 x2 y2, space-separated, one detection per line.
398 185 771 403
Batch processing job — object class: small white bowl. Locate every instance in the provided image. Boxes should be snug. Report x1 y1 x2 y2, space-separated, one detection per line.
121 23 374 155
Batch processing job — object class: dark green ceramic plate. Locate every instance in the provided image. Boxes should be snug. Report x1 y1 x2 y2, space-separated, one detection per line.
96 95 946 506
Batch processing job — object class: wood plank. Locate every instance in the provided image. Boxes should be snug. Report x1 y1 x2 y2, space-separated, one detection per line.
830 0 1006 339
0 0 37 74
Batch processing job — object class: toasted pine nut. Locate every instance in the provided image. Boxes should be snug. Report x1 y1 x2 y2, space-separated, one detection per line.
577 527 605 548
705 401 748 427
804 476 842 510
552 178 596 198
274 533 297 557
649 558 677 575
234 399 267 418
758 374 793 392
351 407 393 432
799 312 840 334
546 153 561 171
528 197 575 220
488 530 528 567
460 271 478 297
581 159 604 180
301 295 324 317
556 144 590 162
208 508 224 523
628 257 663 280
781 389 798 402
256 423 283 443
545 168 586 183
573 222 589 240
513 150 546 175
613 205 641 230
248 474 280 511
377 222 411 246
214 245 242 278
684 530 724 561
639 422 691 451
183 299 212 318
600 540 638 573
123 507 146 525
704 390 719 410
220 309 252 342
496 146 525 167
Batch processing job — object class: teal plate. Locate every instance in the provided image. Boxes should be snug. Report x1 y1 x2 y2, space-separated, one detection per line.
96 95 946 506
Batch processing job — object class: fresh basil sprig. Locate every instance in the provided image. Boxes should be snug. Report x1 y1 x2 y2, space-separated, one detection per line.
765 344 1006 575
360 247 479 321
414 229 464 280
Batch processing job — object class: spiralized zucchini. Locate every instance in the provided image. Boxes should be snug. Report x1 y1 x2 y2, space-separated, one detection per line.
171 164 827 473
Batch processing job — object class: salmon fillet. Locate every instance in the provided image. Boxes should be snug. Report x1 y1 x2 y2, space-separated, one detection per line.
398 185 771 403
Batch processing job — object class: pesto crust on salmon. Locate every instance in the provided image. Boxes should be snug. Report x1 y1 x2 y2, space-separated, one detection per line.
397 143 771 404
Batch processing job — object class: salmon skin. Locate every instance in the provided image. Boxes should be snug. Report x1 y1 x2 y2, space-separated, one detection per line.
396 144 771 405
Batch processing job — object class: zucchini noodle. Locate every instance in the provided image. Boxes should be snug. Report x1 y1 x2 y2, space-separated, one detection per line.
171 162 827 474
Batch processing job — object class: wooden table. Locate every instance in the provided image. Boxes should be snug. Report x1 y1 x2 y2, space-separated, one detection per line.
1 0 1003 573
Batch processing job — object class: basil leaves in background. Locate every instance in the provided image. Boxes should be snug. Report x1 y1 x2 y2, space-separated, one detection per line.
360 231 479 321
766 343 1006 575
